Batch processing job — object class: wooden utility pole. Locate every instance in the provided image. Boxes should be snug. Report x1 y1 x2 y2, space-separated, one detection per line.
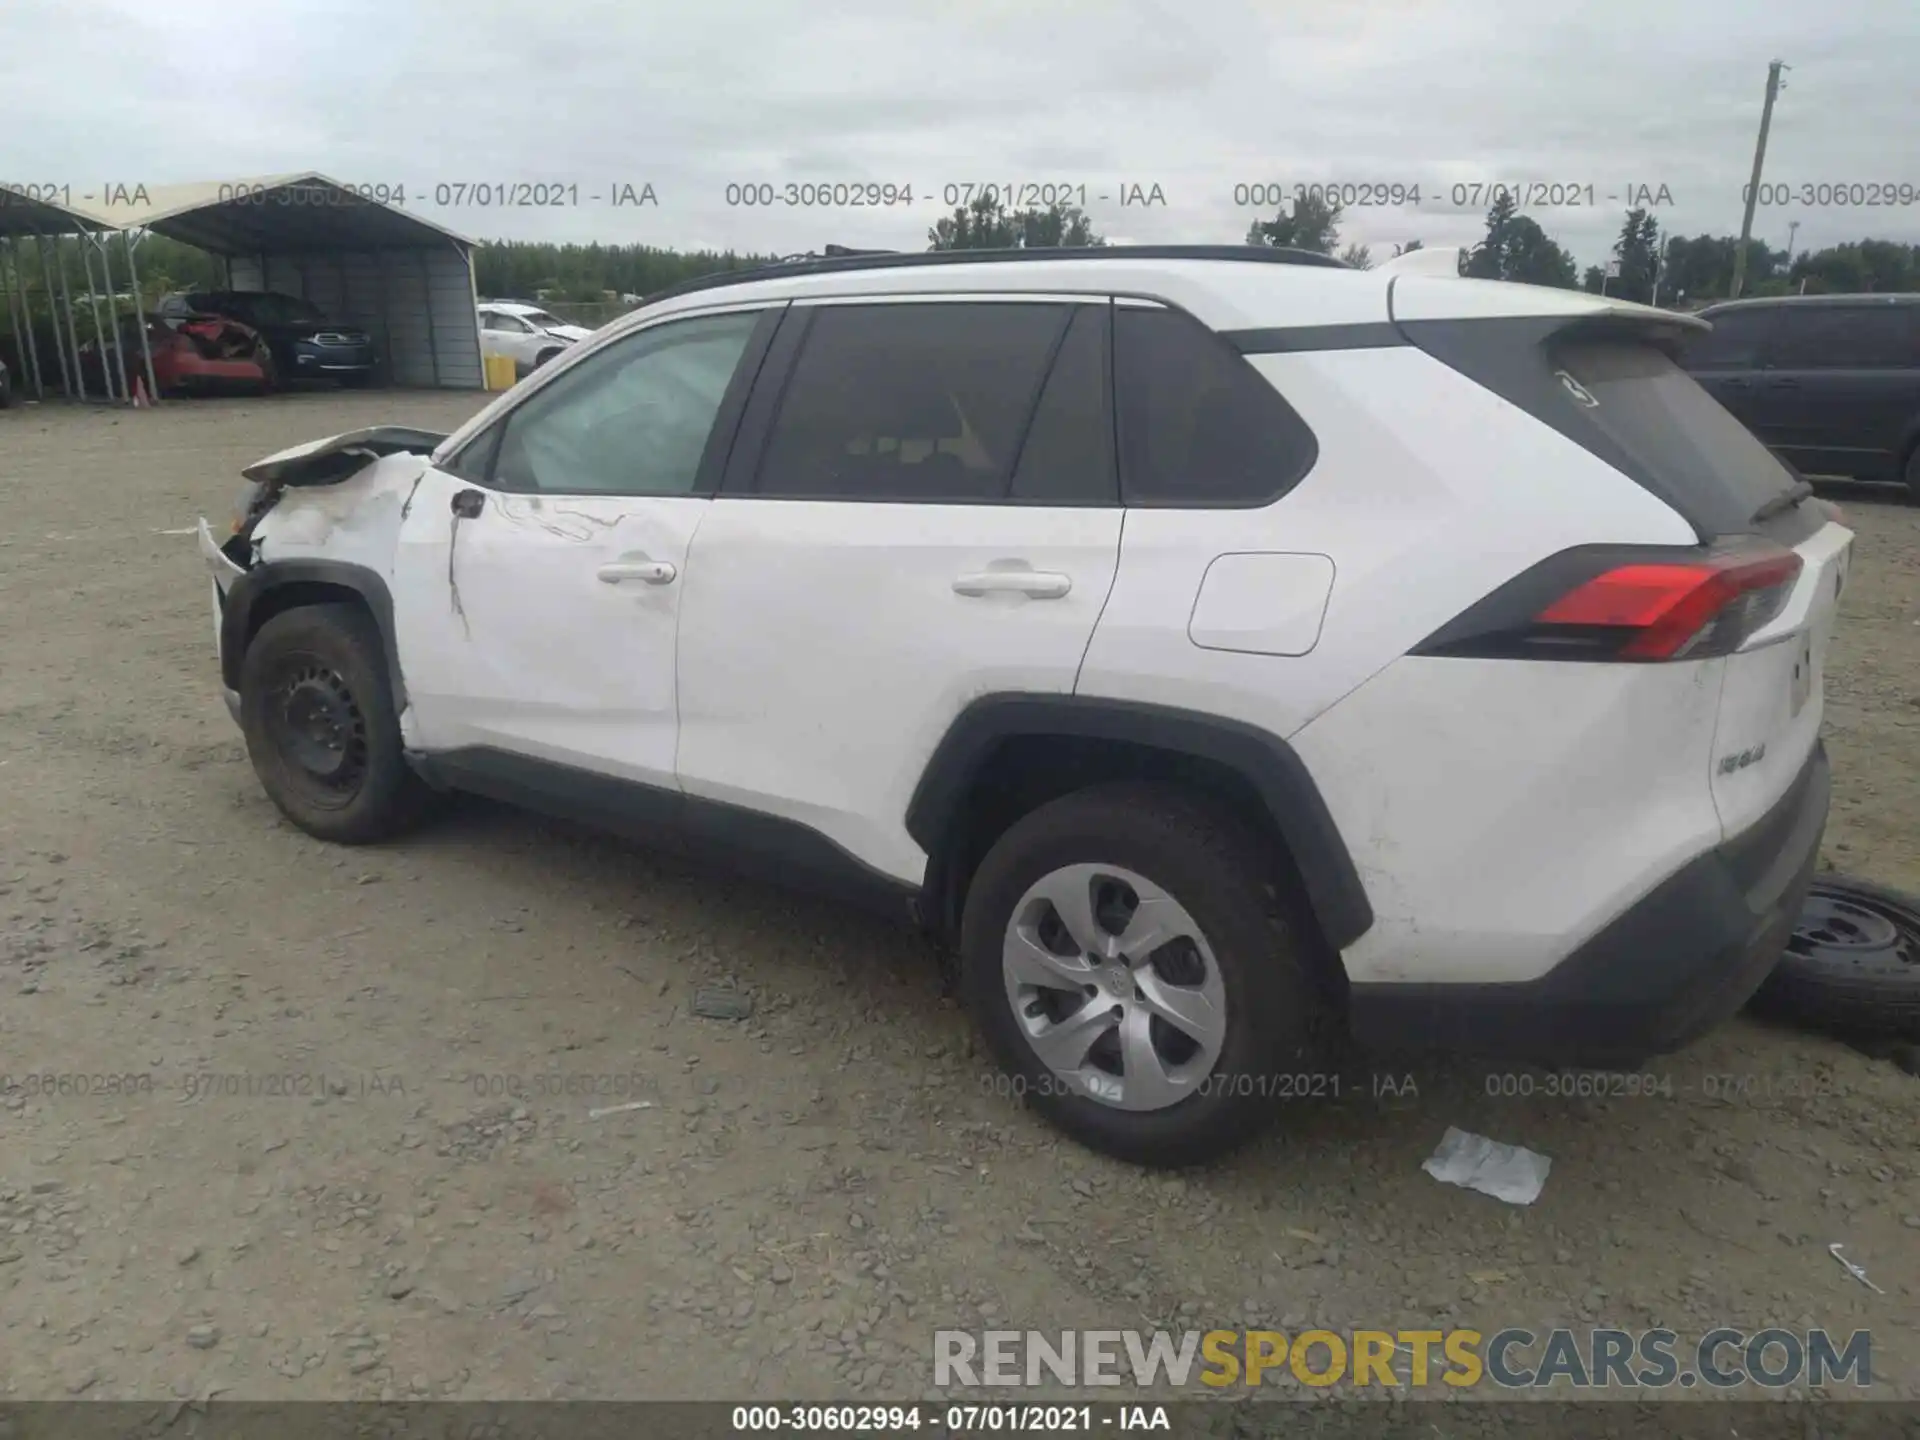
1731 60 1786 299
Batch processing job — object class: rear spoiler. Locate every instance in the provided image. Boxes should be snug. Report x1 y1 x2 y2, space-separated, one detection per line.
1379 254 1710 343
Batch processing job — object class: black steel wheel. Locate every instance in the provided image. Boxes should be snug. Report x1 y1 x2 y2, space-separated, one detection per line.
238 603 434 844
1749 874 1920 1039
263 657 370 810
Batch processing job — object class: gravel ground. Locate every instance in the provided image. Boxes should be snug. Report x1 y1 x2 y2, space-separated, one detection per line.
0 392 1916 1407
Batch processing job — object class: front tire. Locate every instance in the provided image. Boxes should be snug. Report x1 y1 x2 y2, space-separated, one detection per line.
238 603 433 844
960 782 1333 1168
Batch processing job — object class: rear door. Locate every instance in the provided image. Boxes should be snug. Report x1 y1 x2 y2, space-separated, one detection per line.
672 295 1123 885
1684 306 1778 436
1756 303 1918 481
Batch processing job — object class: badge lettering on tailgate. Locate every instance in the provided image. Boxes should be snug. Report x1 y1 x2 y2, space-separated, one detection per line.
1718 742 1768 776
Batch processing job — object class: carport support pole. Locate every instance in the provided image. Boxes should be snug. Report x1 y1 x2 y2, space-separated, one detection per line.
53 237 88 401
15 242 46 397
1 240 36 398
374 251 396 382
93 235 131 403
120 230 161 404
32 238 73 400
77 236 120 401
418 249 442 386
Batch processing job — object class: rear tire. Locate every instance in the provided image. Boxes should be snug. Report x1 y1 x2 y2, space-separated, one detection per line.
959 782 1334 1168
238 604 433 844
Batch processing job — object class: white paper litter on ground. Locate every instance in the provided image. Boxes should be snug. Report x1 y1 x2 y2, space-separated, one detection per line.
1422 1127 1552 1205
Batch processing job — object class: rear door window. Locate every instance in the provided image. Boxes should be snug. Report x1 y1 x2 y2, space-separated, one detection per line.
1009 304 1117 506
752 301 1072 502
1113 306 1319 506
1770 306 1913 370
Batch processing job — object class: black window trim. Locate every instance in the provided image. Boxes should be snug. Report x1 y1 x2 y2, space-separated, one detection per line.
442 303 783 498
721 295 1122 507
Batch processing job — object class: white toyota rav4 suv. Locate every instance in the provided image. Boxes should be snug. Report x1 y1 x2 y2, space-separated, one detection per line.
197 245 1850 1167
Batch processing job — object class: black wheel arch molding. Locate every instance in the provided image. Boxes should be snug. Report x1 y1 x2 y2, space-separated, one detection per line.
907 693 1375 952
220 559 408 710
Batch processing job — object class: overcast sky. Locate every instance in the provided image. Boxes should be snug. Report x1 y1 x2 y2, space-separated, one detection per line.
5 0 1918 268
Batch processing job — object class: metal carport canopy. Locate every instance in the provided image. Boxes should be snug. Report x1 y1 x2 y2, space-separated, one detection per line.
66 172 485 389
0 189 125 403
0 191 113 238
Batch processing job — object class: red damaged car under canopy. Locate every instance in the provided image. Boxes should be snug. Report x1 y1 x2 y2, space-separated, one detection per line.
79 311 276 397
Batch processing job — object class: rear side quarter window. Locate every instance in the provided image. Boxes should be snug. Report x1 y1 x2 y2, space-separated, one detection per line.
1114 306 1319 507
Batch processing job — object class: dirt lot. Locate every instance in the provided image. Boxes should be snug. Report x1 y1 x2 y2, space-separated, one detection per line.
0 392 1916 1408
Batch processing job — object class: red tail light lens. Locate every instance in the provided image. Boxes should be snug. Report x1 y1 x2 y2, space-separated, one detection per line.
1536 548 1801 659
1414 542 1806 664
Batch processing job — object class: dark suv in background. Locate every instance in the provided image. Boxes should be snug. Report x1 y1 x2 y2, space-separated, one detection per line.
157 291 378 389
1684 293 1920 500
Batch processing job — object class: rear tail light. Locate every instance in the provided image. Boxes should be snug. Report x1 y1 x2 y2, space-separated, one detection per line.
1415 542 1803 663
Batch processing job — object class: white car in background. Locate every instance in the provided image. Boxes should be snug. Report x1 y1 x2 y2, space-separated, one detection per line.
477 301 595 377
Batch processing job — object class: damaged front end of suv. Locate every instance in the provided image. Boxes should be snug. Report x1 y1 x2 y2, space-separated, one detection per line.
197 426 448 721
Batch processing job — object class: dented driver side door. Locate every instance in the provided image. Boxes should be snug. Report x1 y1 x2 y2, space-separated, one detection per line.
389 307 774 790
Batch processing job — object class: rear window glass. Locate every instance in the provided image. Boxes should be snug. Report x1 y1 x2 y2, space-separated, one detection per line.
1551 339 1798 528
1402 317 1798 538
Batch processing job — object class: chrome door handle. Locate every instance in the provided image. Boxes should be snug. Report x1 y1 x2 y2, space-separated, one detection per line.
953 570 1072 599
597 559 677 585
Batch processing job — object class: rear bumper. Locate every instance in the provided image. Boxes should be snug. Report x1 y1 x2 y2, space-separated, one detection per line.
1348 741 1829 1067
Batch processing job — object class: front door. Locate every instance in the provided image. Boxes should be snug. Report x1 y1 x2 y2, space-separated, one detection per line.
391 305 774 789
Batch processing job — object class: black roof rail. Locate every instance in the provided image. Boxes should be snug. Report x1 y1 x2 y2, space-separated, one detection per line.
640 243 1351 308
